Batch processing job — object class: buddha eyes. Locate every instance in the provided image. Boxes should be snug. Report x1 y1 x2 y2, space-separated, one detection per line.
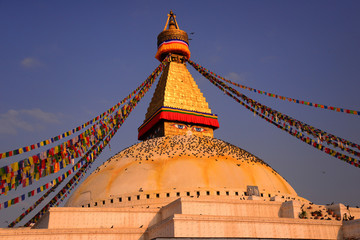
174 124 186 129
172 124 206 132
193 127 205 132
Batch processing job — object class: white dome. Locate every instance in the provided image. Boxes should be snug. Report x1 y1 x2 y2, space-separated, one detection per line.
66 135 298 207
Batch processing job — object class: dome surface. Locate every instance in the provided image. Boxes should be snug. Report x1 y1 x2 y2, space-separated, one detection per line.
66 135 298 207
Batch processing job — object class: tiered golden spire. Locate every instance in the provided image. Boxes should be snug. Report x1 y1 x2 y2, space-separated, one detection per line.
138 11 219 140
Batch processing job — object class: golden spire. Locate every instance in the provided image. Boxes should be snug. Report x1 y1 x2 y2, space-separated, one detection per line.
138 11 219 140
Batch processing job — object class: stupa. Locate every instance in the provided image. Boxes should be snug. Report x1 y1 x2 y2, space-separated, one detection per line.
64 10 298 208
1 11 359 240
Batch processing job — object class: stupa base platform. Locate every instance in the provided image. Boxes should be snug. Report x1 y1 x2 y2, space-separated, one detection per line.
1 197 359 239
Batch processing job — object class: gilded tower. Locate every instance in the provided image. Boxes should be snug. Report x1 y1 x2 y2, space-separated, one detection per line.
138 11 219 140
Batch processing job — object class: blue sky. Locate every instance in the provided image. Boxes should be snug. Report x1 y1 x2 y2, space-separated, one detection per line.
0 1 359 227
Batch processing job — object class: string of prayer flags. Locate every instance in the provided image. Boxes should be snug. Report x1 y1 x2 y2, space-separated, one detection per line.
1 156 84 210
9 170 83 228
0 56 170 196
9 96 132 226
189 60 359 116
188 59 359 169
0 57 167 160
190 59 360 156
188 59 360 153
208 71 359 168
8 55 170 227
0 116 113 195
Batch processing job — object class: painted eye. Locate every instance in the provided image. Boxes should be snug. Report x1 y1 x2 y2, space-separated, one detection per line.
173 124 186 129
193 127 205 132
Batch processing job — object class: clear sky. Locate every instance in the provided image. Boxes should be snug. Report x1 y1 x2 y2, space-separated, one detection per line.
0 1 359 227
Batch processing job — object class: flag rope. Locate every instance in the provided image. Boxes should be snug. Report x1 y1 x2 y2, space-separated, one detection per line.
201 65 359 116
188 60 360 152
188 59 359 168
0 58 168 196
7 55 169 227
0 63 162 160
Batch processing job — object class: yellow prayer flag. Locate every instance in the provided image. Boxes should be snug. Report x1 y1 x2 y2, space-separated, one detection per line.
55 146 60 154
6 174 11 183
29 156 34 165
11 162 19 172
24 166 30 174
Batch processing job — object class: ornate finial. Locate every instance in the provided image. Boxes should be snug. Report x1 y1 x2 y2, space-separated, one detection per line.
155 11 190 62
163 10 179 31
